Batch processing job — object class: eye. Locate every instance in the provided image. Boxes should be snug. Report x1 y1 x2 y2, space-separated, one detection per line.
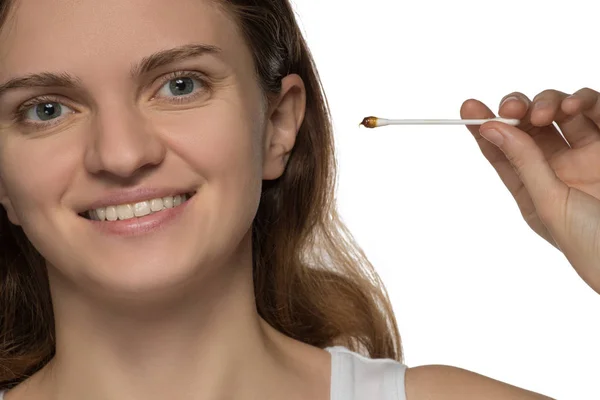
24 101 74 122
156 76 204 98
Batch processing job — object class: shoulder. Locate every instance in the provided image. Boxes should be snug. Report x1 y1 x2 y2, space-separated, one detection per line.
327 347 556 400
405 365 555 400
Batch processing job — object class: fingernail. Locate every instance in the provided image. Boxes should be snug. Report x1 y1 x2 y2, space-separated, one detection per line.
480 129 504 147
500 96 520 108
533 100 550 109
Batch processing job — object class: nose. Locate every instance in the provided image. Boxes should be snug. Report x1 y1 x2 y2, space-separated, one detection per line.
84 105 166 180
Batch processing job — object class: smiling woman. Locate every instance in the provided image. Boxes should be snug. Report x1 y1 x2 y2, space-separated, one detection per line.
0 1 564 399
0 0 401 399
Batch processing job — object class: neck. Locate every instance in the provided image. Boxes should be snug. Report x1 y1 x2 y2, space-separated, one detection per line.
22 238 331 400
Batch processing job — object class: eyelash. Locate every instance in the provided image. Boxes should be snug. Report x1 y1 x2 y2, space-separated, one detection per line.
12 71 212 129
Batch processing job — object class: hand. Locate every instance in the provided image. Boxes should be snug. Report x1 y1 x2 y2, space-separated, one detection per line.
460 88 600 295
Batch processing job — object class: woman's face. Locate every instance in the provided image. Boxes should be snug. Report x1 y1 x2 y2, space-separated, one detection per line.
0 0 298 294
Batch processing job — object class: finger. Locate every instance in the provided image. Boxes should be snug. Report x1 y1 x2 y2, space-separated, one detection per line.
478 121 569 226
461 99 535 214
461 98 503 162
528 89 573 127
497 92 537 132
529 88 599 149
559 87 600 147
498 92 570 159
564 87 600 124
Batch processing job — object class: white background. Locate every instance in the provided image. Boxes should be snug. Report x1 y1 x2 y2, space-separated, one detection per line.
292 1 599 399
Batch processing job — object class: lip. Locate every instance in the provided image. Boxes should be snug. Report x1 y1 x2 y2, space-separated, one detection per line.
82 192 195 237
78 187 196 214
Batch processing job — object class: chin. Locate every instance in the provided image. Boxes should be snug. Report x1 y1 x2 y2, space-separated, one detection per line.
58 249 211 303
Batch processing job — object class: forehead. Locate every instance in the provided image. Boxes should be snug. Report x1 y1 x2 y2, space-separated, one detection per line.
0 0 245 79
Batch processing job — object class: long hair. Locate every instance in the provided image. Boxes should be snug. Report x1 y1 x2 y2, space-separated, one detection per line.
0 0 402 389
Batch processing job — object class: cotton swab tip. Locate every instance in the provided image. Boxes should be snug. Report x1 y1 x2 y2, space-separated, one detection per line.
359 116 378 128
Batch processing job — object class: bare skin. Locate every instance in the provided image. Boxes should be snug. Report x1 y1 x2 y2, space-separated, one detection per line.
0 0 597 399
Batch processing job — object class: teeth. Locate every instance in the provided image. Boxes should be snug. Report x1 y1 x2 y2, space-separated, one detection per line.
106 206 118 221
150 199 163 212
117 204 134 220
133 201 151 217
173 195 182 207
163 196 174 209
96 207 106 221
86 193 191 222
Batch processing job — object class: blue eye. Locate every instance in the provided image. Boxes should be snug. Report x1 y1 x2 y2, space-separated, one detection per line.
158 77 202 98
26 102 73 122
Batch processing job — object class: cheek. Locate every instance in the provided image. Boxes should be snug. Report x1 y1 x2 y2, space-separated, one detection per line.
0 136 78 223
154 96 265 190
152 97 265 224
0 134 81 266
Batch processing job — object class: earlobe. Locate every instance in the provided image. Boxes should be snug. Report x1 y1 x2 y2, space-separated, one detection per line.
0 184 21 226
262 74 306 181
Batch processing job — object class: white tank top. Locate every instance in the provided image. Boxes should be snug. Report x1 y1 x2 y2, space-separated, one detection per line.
326 346 407 400
0 346 407 400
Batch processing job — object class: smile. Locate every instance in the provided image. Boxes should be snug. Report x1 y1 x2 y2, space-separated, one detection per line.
82 192 195 222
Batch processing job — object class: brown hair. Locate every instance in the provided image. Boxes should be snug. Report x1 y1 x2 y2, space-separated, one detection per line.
0 0 401 389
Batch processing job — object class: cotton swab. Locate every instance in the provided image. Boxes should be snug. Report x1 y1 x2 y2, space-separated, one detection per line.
359 116 521 128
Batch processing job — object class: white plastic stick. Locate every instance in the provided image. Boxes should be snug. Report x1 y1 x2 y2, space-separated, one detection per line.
360 117 520 128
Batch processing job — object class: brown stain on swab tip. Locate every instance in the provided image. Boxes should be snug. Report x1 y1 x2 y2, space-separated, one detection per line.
359 116 378 128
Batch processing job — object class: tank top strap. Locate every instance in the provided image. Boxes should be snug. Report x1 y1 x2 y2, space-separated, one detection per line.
326 346 407 400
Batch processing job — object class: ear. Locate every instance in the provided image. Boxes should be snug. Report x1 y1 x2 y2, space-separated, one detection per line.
262 73 306 180
0 180 21 226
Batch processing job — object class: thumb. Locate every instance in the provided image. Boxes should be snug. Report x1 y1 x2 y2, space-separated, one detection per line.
478 123 569 221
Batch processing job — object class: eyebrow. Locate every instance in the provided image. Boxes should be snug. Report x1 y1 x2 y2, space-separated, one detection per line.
0 43 222 99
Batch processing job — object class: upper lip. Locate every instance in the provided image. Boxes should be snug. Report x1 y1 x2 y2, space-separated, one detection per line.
77 187 196 213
